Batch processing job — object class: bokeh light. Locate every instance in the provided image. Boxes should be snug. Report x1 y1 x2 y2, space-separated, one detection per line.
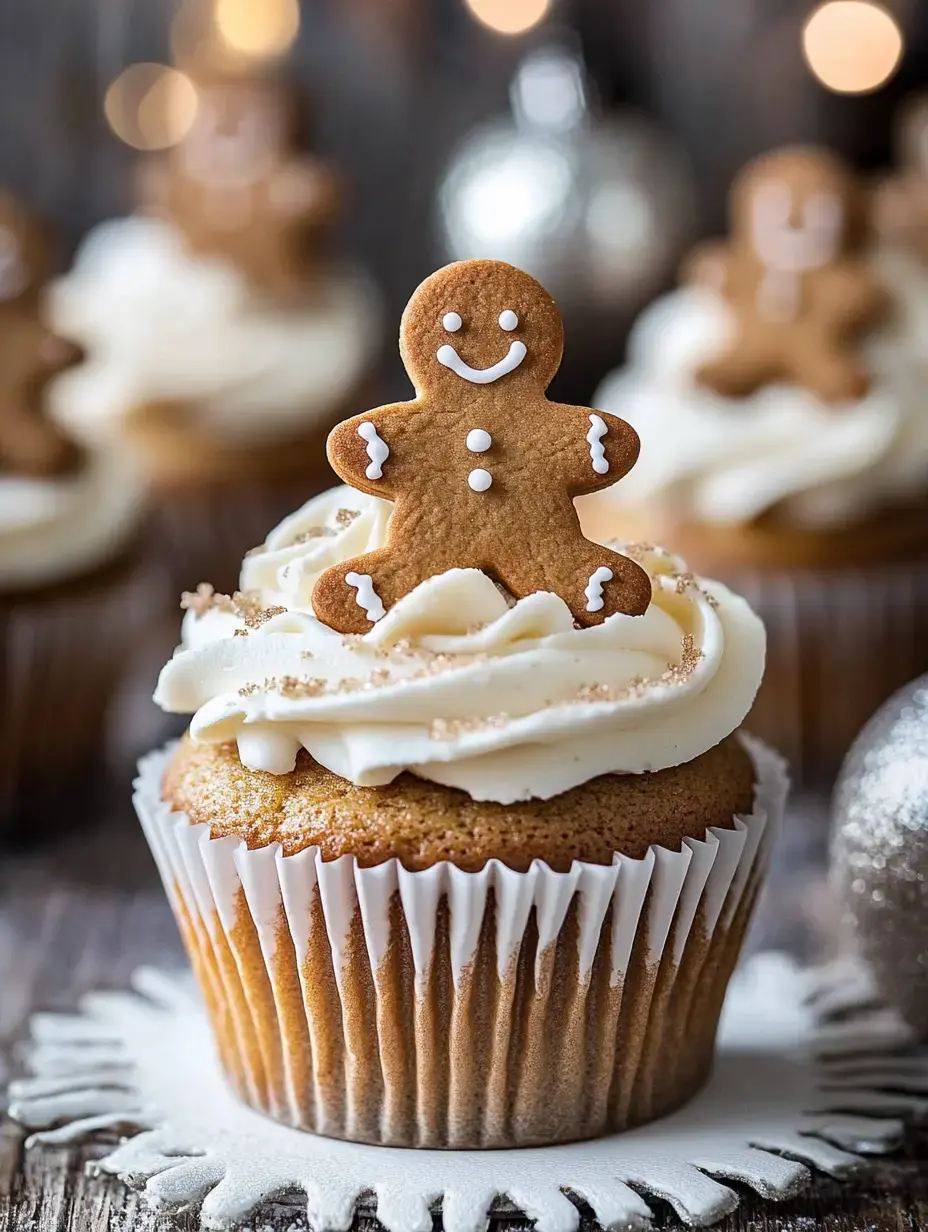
802 1 903 94
464 0 551 37
104 64 199 150
213 0 300 57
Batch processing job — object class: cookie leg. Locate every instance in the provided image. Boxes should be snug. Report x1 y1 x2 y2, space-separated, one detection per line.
792 349 869 405
574 544 652 626
312 548 441 635
505 544 652 628
695 343 779 400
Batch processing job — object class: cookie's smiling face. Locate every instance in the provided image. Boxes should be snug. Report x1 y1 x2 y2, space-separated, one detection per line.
400 260 564 397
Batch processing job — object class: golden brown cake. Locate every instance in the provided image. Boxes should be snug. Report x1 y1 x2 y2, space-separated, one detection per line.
137 261 784 1149
164 732 756 870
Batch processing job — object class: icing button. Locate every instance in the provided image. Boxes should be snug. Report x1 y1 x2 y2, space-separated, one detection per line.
468 468 493 492
466 429 492 453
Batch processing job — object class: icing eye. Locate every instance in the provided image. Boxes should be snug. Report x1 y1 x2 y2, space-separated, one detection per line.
442 312 462 332
499 310 519 331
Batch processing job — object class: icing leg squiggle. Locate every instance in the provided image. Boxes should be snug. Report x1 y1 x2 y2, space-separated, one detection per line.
587 414 609 475
358 422 389 480
584 566 613 612
345 572 386 622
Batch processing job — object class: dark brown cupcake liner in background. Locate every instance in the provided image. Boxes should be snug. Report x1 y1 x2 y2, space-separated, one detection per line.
0 550 151 840
136 734 785 1149
130 382 374 598
732 560 928 787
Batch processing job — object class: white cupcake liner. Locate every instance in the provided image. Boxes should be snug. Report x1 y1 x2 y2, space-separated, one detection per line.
733 562 928 786
134 734 786 1148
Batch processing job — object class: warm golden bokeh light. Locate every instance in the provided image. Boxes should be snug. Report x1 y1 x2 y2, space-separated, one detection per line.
213 0 300 57
464 0 551 36
104 64 199 150
802 1 903 94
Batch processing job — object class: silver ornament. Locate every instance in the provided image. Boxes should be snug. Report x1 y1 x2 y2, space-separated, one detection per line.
437 45 695 329
831 675 928 1037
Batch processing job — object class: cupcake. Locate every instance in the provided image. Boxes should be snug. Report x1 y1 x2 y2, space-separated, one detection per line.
136 260 783 1148
0 193 145 834
48 70 381 595
578 146 928 784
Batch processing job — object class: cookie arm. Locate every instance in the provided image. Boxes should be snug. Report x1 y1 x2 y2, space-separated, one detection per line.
272 158 340 226
817 263 890 335
326 403 411 500
680 240 731 293
555 404 641 497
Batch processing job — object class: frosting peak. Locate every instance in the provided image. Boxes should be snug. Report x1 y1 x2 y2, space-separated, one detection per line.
155 485 766 803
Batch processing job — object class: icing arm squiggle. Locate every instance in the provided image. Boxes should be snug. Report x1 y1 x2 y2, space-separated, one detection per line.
587 414 609 475
358 421 389 480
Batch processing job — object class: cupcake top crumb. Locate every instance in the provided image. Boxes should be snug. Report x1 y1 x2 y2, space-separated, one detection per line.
163 731 757 871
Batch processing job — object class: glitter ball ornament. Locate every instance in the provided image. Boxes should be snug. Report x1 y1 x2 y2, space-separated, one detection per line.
831 676 928 1038
437 45 695 372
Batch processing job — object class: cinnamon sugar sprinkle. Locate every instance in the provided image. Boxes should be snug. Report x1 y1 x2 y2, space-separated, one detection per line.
672 571 720 609
181 584 286 629
336 508 360 527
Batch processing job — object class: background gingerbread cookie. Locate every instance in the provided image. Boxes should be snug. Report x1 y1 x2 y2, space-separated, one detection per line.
0 193 81 478
137 72 339 299
873 94 928 264
312 259 652 633
686 147 887 403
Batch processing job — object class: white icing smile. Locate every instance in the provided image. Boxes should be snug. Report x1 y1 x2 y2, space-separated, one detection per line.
436 340 527 385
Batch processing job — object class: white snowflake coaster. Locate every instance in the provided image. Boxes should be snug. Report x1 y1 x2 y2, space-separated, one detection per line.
8 953 928 1232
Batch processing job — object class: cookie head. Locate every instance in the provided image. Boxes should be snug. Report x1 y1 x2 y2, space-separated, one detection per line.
179 77 295 185
732 147 864 268
399 259 564 397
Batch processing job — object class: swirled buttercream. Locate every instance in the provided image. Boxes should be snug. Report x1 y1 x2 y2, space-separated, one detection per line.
1 448 142 590
583 286 926 529
154 485 766 803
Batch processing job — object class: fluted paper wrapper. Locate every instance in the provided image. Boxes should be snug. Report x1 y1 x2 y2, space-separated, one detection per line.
732 563 928 787
134 735 785 1148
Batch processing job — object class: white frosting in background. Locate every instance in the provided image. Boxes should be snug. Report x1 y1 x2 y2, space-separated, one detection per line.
155 484 766 804
872 247 928 367
586 286 927 529
0 448 142 590
46 217 381 447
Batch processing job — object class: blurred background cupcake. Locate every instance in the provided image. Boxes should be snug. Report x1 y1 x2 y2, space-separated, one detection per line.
47 38 382 596
0 192 145 836
578 145 928 785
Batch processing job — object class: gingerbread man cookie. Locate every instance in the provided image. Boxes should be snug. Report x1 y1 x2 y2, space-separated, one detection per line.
685 147 887 404
137 74 339 298
873 94 928 263
312 260 651 633
0 194 81 478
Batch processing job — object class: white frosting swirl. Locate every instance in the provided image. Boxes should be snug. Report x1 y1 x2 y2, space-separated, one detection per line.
585 286 926 529
0 448 142 590
47 217 381 446
155 485 766 804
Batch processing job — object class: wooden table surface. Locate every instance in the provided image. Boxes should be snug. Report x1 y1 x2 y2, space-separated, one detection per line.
1 766 926 1232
